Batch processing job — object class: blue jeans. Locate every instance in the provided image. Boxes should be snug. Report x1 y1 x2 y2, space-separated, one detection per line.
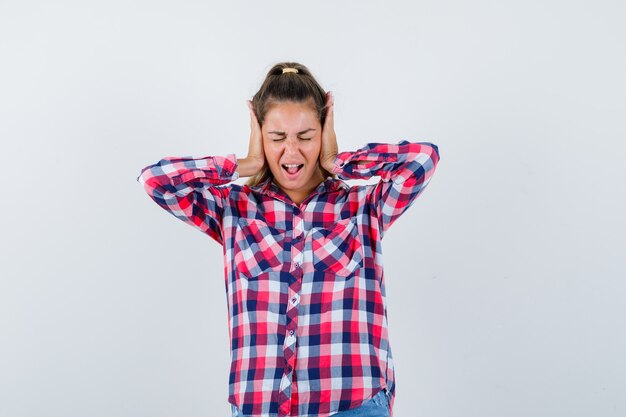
230 388 391 417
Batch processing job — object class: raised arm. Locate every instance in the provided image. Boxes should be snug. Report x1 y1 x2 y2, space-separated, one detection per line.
319 93 440 236
137 154 238 244
136 100 265 244
332 141 440 235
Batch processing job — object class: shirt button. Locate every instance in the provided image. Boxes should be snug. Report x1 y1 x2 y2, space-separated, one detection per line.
294 234 302 241
291 297 298 304
289 329 295 336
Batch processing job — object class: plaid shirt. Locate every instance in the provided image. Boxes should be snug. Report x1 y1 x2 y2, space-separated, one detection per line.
137 141 440 417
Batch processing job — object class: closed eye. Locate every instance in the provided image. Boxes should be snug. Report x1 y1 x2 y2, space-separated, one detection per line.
271 137 312 141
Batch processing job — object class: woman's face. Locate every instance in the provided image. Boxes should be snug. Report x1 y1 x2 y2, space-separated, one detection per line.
261 100 325 202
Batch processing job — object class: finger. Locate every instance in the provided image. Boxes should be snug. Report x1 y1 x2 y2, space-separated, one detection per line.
324 93 334 129
248 102 259 127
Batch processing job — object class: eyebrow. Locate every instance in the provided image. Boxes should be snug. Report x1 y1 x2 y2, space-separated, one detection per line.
267 128 316 135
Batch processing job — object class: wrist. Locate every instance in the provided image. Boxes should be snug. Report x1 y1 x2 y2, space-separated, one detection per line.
237 157 264 177
321 157 338 173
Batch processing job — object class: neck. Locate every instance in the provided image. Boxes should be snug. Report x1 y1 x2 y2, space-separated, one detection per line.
281 171 325 205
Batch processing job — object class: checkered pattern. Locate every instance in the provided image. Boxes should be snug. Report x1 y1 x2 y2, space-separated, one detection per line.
137 141 440 417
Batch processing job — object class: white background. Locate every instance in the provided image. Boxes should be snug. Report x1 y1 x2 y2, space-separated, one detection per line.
1 1 624 416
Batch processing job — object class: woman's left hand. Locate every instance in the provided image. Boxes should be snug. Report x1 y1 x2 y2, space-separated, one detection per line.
319 91 338 173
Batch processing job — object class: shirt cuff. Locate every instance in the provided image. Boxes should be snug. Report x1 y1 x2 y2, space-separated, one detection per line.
170 154 239 186
331 148 399 179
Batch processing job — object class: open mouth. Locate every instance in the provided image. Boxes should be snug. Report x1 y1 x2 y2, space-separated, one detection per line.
282 163 304 176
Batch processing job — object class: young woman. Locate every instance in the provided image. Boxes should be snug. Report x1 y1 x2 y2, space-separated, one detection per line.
138 62 440 417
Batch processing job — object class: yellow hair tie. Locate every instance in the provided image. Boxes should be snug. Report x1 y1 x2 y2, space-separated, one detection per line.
282 68 298 74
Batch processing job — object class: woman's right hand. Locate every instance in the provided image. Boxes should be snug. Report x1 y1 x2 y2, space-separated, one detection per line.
237 100 266 177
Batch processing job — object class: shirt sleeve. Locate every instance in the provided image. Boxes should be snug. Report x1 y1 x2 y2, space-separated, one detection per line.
332 141 440 236
136 154 239 245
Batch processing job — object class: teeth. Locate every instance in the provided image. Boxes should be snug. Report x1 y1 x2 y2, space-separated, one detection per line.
283 164 302 167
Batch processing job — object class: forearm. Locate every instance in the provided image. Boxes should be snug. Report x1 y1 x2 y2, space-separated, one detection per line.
333 141 440 235
137 154 237 244
332 141 439 182
137 154 238 192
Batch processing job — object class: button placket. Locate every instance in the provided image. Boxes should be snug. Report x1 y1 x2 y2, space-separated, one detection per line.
278 211 305 416
290 294 300 306
291 217 305 272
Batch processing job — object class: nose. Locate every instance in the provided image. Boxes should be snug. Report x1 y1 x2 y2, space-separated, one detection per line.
283 137 301 156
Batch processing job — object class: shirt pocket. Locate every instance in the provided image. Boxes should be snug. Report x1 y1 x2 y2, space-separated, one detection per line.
234 217 286 279
311 217 364 277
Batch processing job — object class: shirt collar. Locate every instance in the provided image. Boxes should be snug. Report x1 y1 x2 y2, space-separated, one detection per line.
249 176 348 205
